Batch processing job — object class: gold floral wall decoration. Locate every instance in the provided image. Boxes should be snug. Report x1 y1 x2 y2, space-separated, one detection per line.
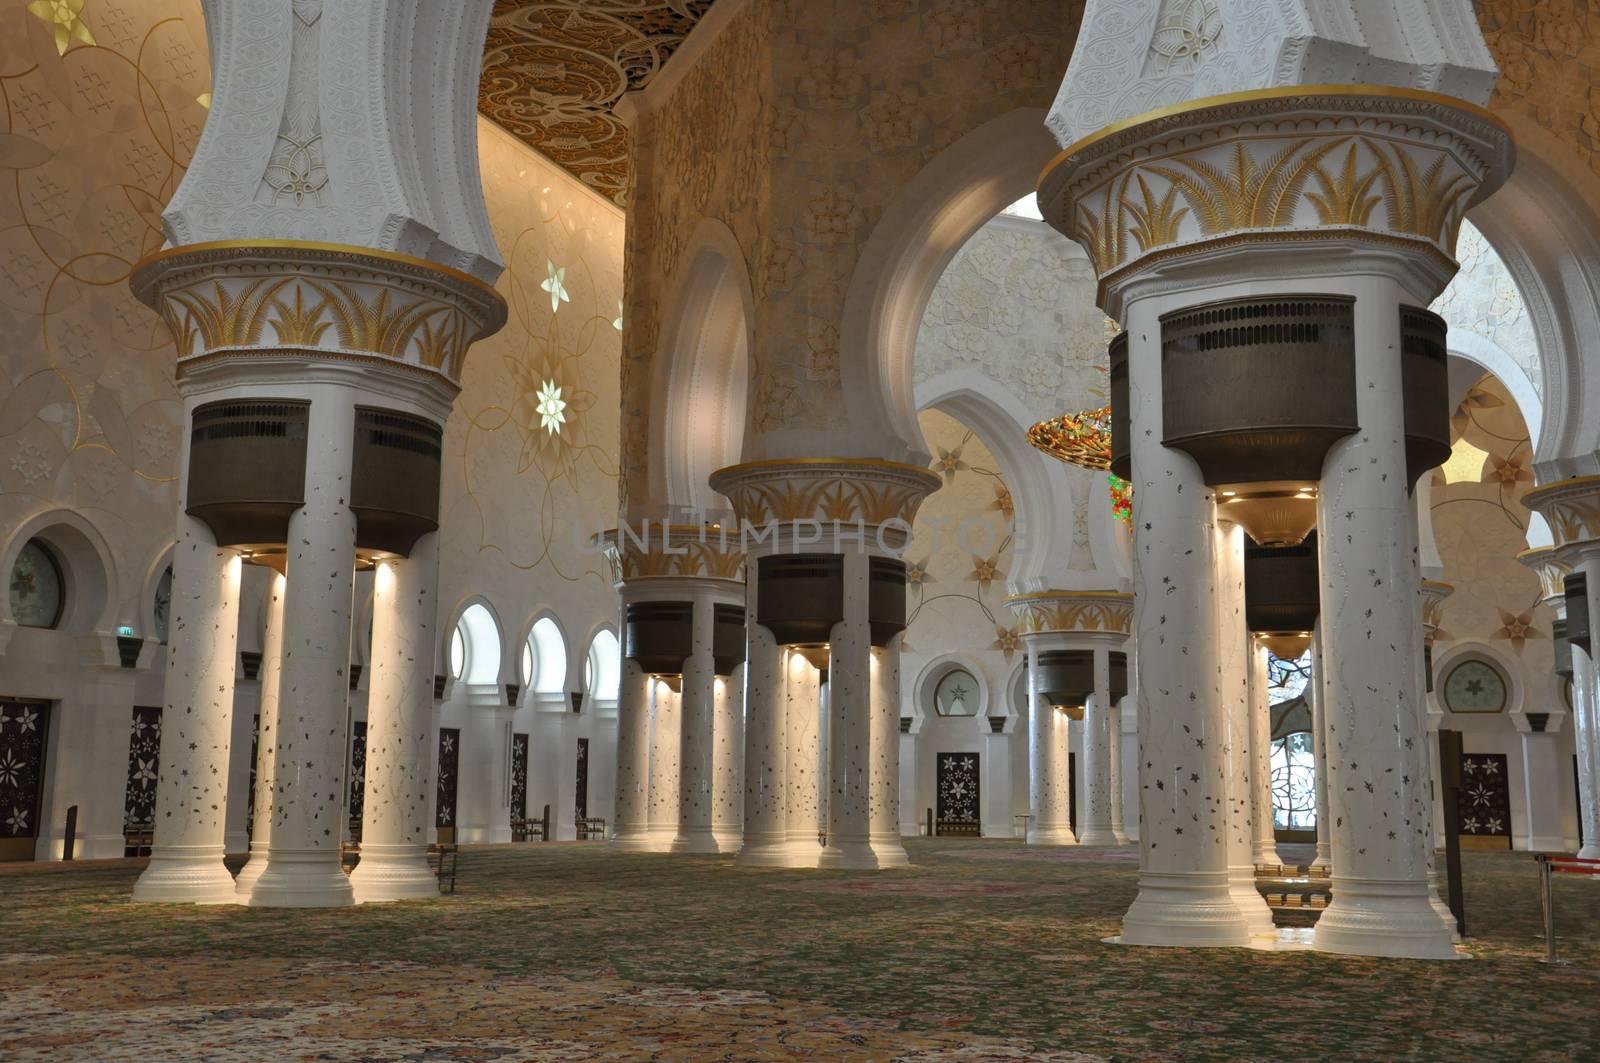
478 0 715 205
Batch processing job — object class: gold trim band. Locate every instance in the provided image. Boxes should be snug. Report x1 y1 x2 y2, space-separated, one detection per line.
1039 83 1514 189
711 457 943 482
131 238 506 308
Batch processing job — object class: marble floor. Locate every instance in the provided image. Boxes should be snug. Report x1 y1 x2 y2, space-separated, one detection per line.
0 840 1594 1061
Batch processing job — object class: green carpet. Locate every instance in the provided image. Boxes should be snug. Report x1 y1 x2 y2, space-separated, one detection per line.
0 840 1594 1060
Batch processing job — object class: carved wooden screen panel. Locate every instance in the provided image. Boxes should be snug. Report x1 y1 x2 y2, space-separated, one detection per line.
347 721 367 841
1460 753 1512 850
123 706 161 856
511 733 528 823
935 752 980 836
0 700 50 861
436 728 460 832
575 737 589 821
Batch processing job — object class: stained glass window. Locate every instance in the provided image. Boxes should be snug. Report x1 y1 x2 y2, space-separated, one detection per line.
1270 732 1316 831
1266 649 1312 705
10 540 63 629
153 566 172 644
933 668 980 716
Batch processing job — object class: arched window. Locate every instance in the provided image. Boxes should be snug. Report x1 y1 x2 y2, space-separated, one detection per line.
931 666 981 716
586 629 620 702
10 539 64 629
153 566 172 644
450 603 501 685
522 616 567 694
1270 733 1317 831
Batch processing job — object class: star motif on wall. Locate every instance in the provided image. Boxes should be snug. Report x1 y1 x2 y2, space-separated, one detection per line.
540 260 570 313
28 0 95 56
535 380 568 435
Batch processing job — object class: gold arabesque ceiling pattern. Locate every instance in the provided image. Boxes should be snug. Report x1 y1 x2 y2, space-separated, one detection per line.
479 0 715 205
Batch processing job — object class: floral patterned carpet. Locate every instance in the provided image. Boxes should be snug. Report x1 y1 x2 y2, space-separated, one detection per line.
0 840 1595 1061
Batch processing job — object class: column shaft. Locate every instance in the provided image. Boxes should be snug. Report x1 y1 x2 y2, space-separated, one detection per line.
235 571 286 896
1079 648 1117 845
1248 642 1278 866
1120 302 1247 948
1026 639 1074 844
251 390 358 908
647 680 681 849
736 596 788 864
1310 631 1332 870
821 552 875 867
673 593 718 853
1577 555 1600 860
349 533 441 901
868 637 910 866
1217 523 1274 935
1312 278 1453 958
784 652 822 865
711 664 744 851
612 657 653 848
132 507 242 903
1110 692 1130 844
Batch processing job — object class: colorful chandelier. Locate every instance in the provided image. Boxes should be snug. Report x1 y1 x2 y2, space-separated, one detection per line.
1026 406 1133 523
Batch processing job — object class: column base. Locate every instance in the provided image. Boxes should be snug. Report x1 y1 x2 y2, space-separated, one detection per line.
1078 827 1120 846
1026 824 1078 846
818 837 879 870
1524 835 1569 853
869 830 911 868
1251 842 1278 866
248 850 355 908
1312 876 1460 959
735 834 813 868
1578 843 1600 861
132 845 240 905
1112 827 1132 845
1229 865 1277 938
611 827 655 851
711 827 743 853
348 843 439 903
669 828 721 854
1312 841 1332 871
233 847 269 896
1119 870 1252 948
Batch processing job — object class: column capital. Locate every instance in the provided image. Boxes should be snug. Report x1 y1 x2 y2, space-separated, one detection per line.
599 522 746 590
1516 545 1573 610
707 458 942 553
1038 86 1514 317
1420 579 1454 644
131 241 505 394
1005 589 1133 642
1522 476 1600 561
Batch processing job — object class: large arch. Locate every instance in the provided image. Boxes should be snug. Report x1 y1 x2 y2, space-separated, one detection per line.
647 217 754 517
915 370 1087 594
1455 121 1600 474
840 108 1060 466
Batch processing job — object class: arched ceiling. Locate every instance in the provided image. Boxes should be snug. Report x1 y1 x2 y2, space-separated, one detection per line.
479 0 715 206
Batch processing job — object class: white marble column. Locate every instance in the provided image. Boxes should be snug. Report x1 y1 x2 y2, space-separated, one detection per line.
1120 300 1248 948
1520 719 1572 852
869 636 910 866
235 570 286 896
821 552 875 868
1248 640 1278 867
711 664 744 851
1574 554 1600 861
1110 695 1130 844
647 679 681 850
612 657 652 849
132 496 243 904
250 389 358 908
673 594 719 853
349 533 441 902
1312 277 1453 958
1310 631 1332 871
737 601 789 865
1079 647 1118 846
1026 638 1075 845
784 652 822 865
1217 522 1275 936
